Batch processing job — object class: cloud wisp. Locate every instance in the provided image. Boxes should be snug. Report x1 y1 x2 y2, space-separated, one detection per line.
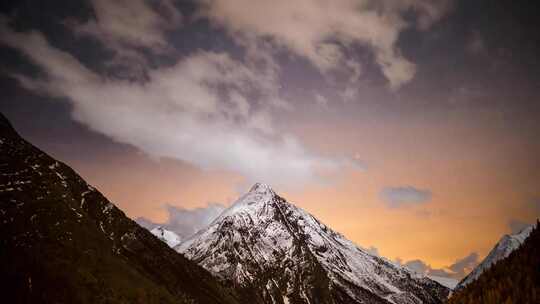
0 20 350 187
380 186 432 208
74 0 181 51
67 0 182 78
136 203 226 239
199 0 453 89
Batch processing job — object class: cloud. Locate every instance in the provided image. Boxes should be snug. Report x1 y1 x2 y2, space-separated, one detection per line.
199 0 452 89
164 203 226 237
466 30 486 55
73 0 181 50
134 217 158 230
403 259 431 274
448 252 479 278
380 186 432 208
67 0 182 78
0 20 350 187
314 93 328 107
401 259 459 288
366 246 379 256
400 252 480 281
341 86 359 102
136 203 226 239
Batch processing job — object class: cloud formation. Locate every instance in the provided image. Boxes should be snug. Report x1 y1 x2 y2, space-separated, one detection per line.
380 186 432 208
466 31 486 55
314 93 328 107
74 0 181 51
136 203 226 239
68 0 182 78
366 246 380 256
199 0 452 89
0 21 348 187
400 252 479 280
447 252 480 278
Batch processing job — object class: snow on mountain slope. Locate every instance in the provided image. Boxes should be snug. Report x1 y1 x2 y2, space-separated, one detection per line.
151 226 182 248
454 225 533 290
427 276 458 290
177 183 448 304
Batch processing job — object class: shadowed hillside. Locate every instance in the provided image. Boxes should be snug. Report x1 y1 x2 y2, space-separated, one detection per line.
0 113 239 304
447 221 540 304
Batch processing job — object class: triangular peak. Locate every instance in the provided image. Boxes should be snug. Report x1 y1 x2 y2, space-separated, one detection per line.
248 182 275 194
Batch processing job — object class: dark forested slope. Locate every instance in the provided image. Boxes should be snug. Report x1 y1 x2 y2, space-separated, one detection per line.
0 113 239 304
447 221 539 304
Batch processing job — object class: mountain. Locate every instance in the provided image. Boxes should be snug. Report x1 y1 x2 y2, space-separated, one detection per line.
177 183 449 304
447 222 539 304
454 225 534 290
151 226 182 248
0 113 239 304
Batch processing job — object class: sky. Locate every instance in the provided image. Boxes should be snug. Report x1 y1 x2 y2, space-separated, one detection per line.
1 0 540 281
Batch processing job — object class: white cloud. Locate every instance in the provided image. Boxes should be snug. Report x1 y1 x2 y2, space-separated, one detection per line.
74 0 181 50
380 186 432 208
0 22 347 187
314 93 328 107
136 203 226 239
199 0 452 89
66 0 182 79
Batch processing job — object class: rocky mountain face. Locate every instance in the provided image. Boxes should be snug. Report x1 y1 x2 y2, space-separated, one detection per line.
177 183 449 304
454 224 534 290
0 113 239 304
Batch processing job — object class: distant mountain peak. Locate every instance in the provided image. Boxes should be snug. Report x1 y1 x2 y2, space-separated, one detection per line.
203 183 279 227
448 223 539 304
455 224 534 290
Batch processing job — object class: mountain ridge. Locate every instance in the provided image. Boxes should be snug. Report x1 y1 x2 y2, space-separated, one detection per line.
447 221 539 304
151 226 182 248
454 224 533 290
0 112 239 304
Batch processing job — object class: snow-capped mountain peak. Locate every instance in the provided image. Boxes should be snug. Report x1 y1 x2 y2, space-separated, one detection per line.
455 225 534 290
215 182 276 219
249 182 275 194
150 226 182 248
177 183 448 304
